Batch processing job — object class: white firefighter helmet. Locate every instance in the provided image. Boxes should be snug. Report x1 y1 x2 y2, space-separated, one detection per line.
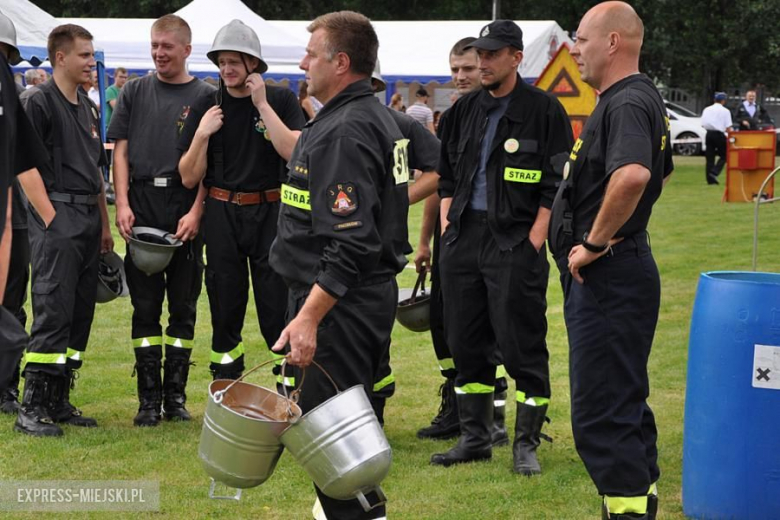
0 11 22 65
127 227 183 276
207 19 267 74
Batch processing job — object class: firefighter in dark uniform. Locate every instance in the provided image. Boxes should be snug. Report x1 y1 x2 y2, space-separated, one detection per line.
0 12 47 417
432 20 572 474
416 37 511 445
548 3 672 518
178 20 305 384
269 12 408 520
109 15 213 427
15 24 114 437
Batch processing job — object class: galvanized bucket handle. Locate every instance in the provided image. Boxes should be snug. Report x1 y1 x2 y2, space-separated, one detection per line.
409 270 427 304
212 358 302 421
356 486 387 512
280 358 340 402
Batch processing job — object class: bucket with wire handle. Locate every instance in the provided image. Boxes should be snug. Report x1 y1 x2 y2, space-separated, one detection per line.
199 359 303 500
278 360 392 512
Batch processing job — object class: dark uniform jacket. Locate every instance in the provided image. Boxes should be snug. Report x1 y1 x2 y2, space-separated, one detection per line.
734 100 774 130
269 79 410 299
438 75 572 251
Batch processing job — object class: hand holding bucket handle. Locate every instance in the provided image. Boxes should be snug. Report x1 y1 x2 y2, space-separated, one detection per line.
213 358 302 421
280 358 340 400
409 270 427 304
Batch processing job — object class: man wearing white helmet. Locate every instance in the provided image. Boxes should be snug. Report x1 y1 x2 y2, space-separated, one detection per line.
178 19 305 385
108 14 213 427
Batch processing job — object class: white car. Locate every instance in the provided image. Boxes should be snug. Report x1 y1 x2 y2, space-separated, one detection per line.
664 101 707 156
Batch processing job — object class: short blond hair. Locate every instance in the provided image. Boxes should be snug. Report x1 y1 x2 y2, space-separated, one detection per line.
151 14 192 45
308 11 377 77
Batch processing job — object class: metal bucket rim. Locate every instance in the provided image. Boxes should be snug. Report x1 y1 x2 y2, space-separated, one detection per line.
208 379 300 424
281 385 366 429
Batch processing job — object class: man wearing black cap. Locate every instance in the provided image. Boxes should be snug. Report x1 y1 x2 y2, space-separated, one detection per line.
432 20 572 474
700 92 732 185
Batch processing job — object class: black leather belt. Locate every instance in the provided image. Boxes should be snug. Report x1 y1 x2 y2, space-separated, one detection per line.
49 192 99 205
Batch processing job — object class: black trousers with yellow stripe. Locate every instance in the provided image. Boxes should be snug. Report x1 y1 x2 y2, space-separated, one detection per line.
204 197 287 376
439 210 550 400
287 279 396 520
25 201 101 376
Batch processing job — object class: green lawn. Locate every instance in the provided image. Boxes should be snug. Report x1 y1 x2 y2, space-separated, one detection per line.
2 156 780 519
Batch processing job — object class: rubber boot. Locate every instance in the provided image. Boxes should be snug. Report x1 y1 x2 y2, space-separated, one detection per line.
417 378 460 440
430 392 492 467
13 371 63 437
513 402 551 476
0 362 21 415
49 368 98 427
601 494 658 519
132 348 162 427
491 389 509 447
163 346 193 421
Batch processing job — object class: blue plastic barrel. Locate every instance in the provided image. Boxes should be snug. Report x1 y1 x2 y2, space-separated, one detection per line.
683 272 780 519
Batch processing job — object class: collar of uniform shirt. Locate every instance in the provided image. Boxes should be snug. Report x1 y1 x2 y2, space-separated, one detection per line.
303 79 373 126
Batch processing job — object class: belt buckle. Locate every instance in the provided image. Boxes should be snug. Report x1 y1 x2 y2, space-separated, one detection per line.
234 192 244 205
153 177 167 188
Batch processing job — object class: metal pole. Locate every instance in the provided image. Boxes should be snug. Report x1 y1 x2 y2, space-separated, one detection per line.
492 0 501 20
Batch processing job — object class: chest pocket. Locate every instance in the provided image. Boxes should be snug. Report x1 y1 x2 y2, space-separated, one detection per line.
503 139 543 185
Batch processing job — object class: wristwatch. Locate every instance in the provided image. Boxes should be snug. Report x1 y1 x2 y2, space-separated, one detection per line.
582 232 609 253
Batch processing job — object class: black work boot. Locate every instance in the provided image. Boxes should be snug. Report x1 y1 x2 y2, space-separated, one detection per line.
133 348 162 427
163 347 194 421
513 402 551 476
430 392 492 467
49 368 98 427
14 371 63 437
491 389 509 447
601 494 658 519
0 362 21 415
417 378 460 440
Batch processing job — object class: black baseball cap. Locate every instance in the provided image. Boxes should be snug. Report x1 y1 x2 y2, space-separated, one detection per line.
466 20 524 51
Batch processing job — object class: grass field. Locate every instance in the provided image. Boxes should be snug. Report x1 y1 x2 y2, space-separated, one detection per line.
2 156 780 519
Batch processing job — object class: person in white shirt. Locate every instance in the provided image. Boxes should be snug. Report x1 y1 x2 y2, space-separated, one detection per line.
86 69 100 109
406 87 436 134
700 92 732 185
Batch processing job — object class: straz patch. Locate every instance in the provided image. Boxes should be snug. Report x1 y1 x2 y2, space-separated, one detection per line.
333 221 363 231
328 183 358 217
393 139 410 185
504 168 542 183
281 184 311 211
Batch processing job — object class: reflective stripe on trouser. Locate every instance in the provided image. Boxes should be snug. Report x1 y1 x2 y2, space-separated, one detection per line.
515 390 550 407
204 198 287 374
603 482 658 514
26 201 101 376
210 342 245 365
440 217 551 400
125 182 202 343
166 336 193 349
271 351 295 387
286 280 396 520
455 382 494 394
133 336 163 348
560 235 660 497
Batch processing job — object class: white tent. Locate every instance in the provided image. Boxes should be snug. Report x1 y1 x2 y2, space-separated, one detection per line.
0 0 58 64
61 0 306 78
269 20 572 83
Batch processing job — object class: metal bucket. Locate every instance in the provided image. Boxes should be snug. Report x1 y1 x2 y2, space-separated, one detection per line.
199 361 301 499
279 361 391 512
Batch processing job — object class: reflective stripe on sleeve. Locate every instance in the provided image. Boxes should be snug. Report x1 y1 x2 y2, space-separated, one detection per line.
281 184 311 211
373 373 395 392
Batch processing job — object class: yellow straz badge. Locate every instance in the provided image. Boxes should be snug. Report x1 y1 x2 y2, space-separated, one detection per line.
393 138 410 185
281 184 311 211
328 183 358 217
504 168 542 183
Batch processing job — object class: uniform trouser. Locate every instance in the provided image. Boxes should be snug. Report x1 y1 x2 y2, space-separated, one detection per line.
439 211 550 399
705 130 727 181
287 279 396 520
558 233 660 497
204 197 287 375
429 217 454 378
3 226 30 326
25 201 101 375
126 183 202 351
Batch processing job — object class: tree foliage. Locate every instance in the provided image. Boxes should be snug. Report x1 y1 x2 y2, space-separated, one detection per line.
31 0 780 94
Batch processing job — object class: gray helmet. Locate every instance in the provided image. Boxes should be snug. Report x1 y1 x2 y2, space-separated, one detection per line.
0 11 21 65
127 226 183 276
396 271 431 332
207 19 268 74
372 60 386 93
96 251 129 303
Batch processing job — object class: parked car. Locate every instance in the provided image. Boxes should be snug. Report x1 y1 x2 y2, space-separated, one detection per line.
664 101 706 156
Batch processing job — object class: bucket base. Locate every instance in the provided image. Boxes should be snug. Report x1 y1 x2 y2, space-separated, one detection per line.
208 478 242 501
